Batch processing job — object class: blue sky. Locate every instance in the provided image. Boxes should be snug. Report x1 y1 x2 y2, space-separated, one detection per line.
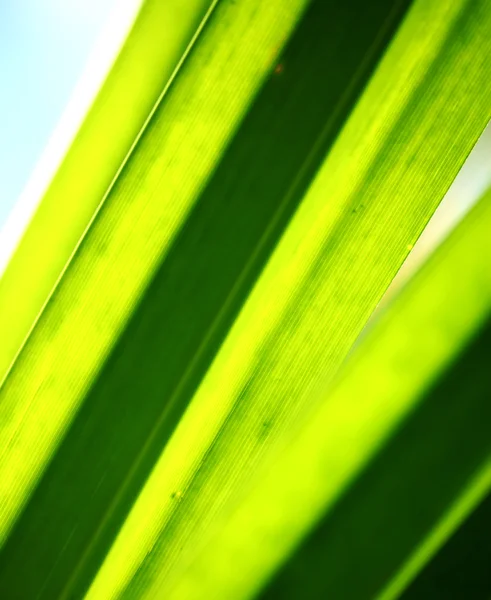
0 0 117 227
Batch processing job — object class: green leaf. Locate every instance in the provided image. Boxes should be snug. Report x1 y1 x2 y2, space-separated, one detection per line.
0 0 415 596
78 1 490 599
399 483 491 599
261 190 491 600
0 0 311 550
0 0 490 598
0 0 217 385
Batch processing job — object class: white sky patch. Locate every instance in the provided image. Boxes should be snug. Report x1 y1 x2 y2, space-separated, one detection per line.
0 0 143 278
18 0 120 31
381 121 491 303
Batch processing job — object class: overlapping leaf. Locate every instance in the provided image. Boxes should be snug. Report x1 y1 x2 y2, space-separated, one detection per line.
0 0 490 598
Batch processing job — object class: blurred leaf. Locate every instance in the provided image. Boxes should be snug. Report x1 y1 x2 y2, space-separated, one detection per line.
400 480 491 599
260 192 491 600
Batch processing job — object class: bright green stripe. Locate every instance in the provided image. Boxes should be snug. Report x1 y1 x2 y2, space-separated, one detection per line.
0 0 310 545
85 1 491 598
377 458 491 600
0 0 214 384
0 3 412 598
166 189 491 600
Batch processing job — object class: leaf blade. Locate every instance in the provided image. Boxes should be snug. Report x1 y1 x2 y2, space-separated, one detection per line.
81 1 491 598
